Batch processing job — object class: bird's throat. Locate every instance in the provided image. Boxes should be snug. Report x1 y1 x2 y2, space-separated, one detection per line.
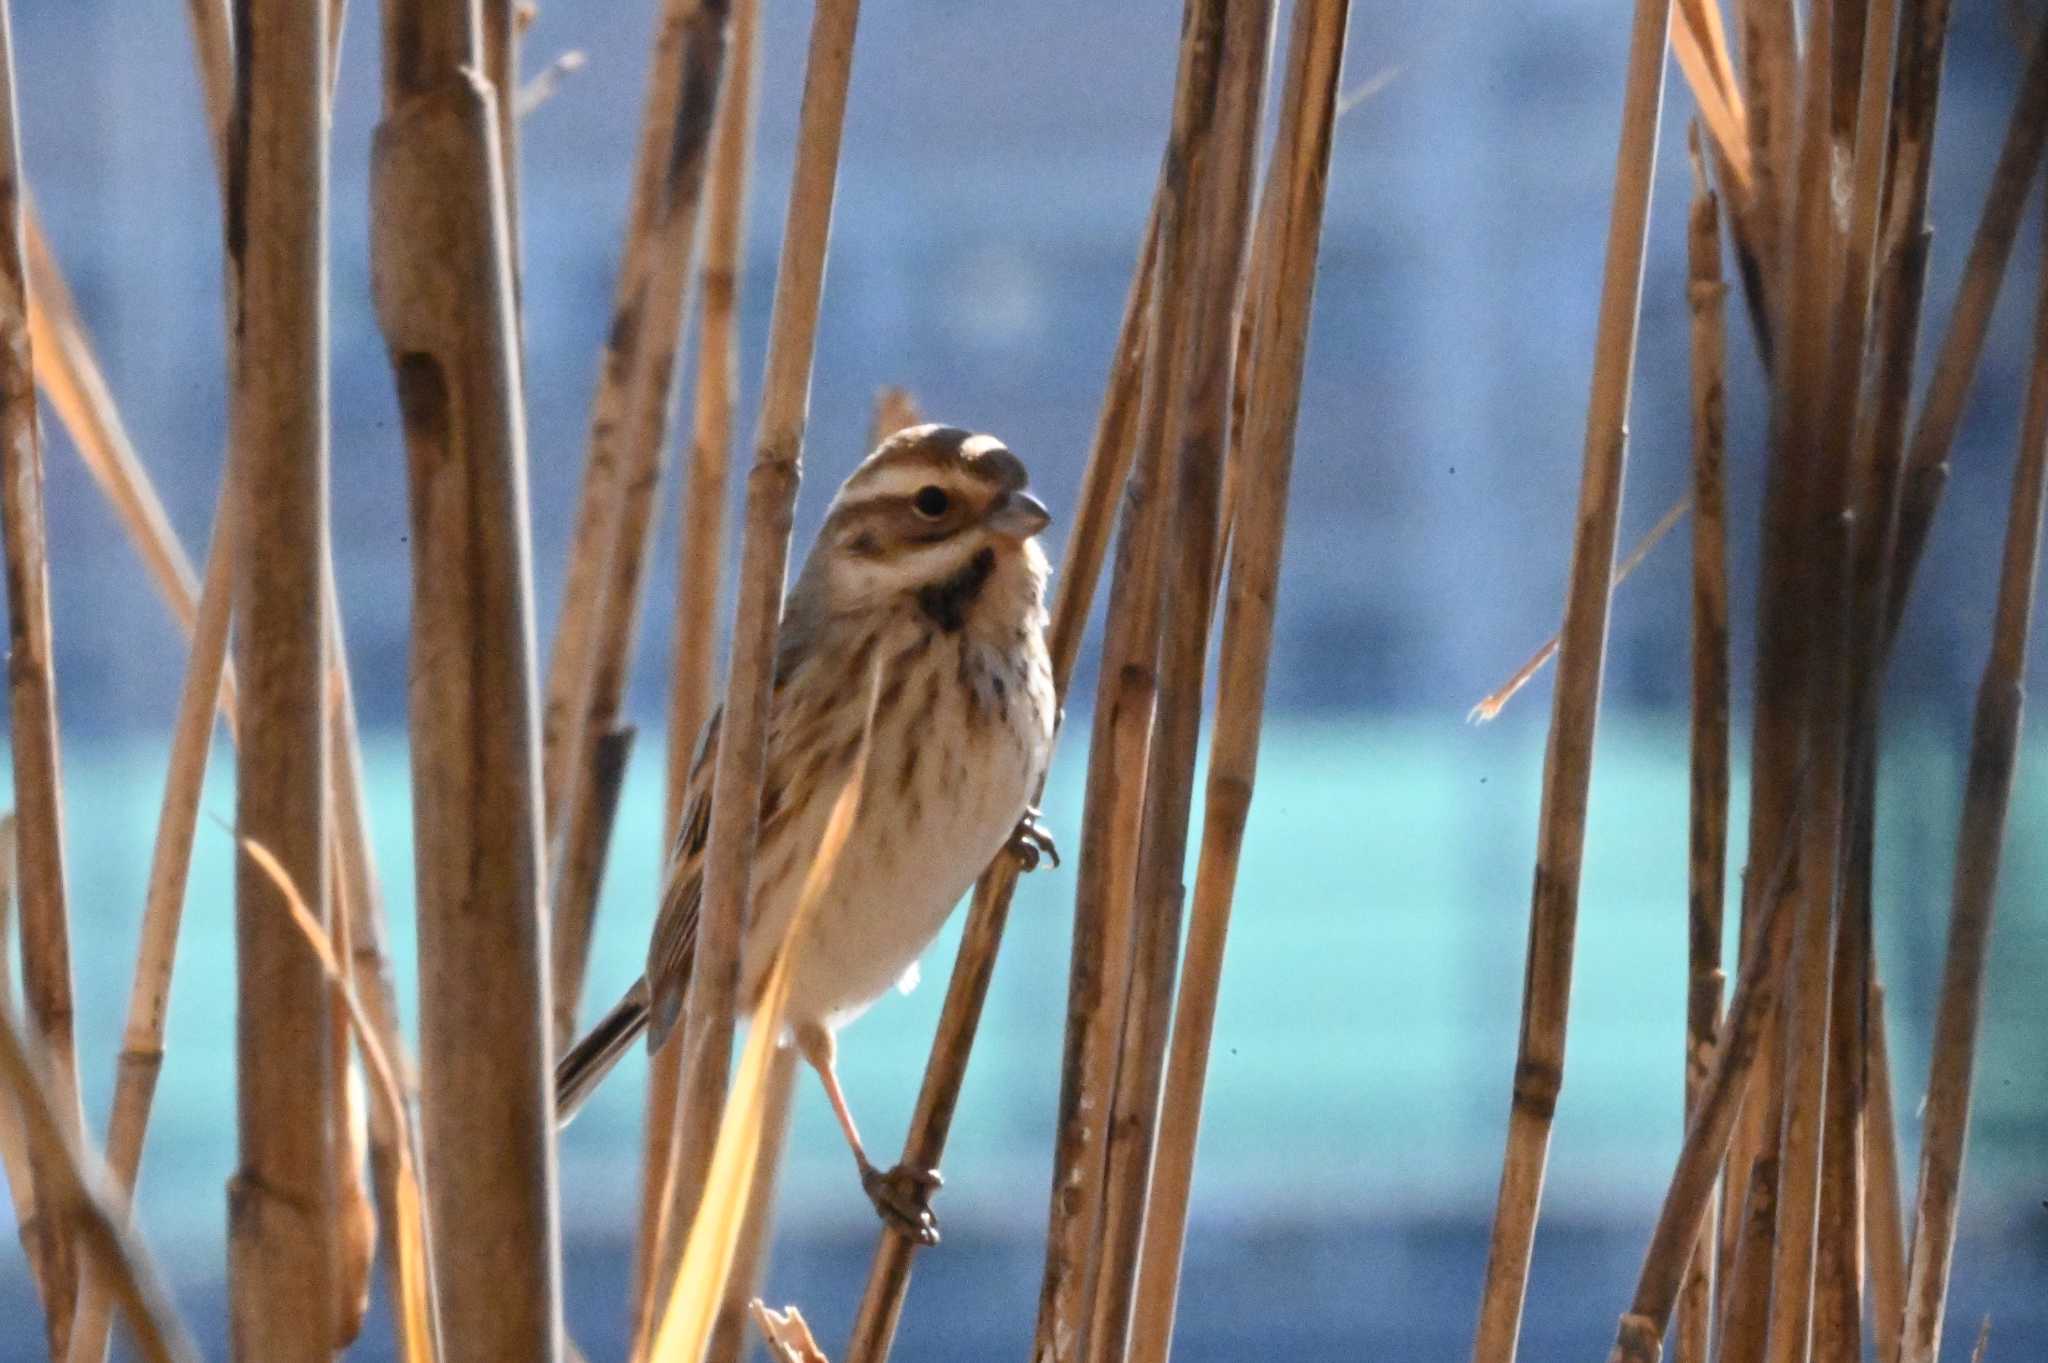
915 546 997 633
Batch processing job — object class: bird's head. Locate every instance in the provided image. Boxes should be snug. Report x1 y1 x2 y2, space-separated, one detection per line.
805 424 1052 619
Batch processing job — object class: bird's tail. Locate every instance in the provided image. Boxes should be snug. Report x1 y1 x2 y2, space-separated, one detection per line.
555 981 651 1126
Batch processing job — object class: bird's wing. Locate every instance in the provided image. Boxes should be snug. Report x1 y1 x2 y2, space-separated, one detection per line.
644 707 718 1050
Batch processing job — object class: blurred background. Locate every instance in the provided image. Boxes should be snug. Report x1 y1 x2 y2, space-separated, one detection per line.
4 1 2046 1358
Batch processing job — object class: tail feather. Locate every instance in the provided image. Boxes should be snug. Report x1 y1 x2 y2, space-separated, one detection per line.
555 982 651 1126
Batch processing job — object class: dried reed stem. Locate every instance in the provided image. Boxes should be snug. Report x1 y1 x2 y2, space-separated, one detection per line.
841 208 1158 1363
637 0 759 1323
0 1008 200 1363
183 0 233 176
541 0 734 1006
1602 819 1807 1362
1469 3 1670 1358
1674 126 1729 1363
1129 6 1345 1354
372 5 560 1358
1030 0 1252 1345
224 1 336 1356
1865 980 1907 1363
0 7 84 1346
1756 14 1854 1362
1896 191 2048 1363
703 1046 796 1363
1883 28 2048 647
67 484 236 1363
20 214 202 639
1085 5 1269 1356
656 0 861 1315
1735 0 1795 301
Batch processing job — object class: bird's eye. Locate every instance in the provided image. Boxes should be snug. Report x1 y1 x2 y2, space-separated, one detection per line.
911 486 951 519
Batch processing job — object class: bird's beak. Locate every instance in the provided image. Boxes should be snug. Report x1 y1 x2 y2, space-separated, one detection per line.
985 489 1052 540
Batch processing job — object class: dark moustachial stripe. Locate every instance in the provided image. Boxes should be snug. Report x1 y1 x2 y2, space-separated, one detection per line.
916 546 997 632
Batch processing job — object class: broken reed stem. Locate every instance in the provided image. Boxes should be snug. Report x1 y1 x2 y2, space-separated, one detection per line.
1085 3 1270 1355
657 0 861 1321
1029 0 1249 1346
1897 193 2048 1363
0 6 87 1348
224 0 337 1356
0 1008 201 1363
1865 980 1907 1363
540 0 733 941
1884 28 2048 648
1469 3 1670 1359
1129 6 1345 1355
1674 126 1729 1363
841 206 1159 1363
67 482 237 1363
638 0 758 1325
371 5 561 1359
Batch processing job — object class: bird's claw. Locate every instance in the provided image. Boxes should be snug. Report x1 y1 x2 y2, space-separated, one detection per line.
1008 809 1060 872
861 1161 943 1246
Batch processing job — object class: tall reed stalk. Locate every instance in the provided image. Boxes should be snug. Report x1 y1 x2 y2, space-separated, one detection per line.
1470 3 1669 1358
639 0 759 1326
224 2 336 1358
0 4 81 1350
650 1 862 1341
1129 6 1347 1354
370 4 559 1357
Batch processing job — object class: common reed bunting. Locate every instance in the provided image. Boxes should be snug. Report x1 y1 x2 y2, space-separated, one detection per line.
556 424 1060 1243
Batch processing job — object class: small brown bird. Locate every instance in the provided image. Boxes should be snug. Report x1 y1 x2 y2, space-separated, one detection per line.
556 424 1059 1242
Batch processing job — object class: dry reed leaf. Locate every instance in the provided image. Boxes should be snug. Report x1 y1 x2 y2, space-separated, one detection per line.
516 48 587 118
1671 17 1752 197
750 1301 831 1363
0 809 35 1246
1467 494 1691 723
239 836 439 1363
646 668 878 1363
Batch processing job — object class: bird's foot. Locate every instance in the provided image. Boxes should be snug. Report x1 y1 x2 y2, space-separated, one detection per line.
1007 808 1060 872
860 1160 943 1246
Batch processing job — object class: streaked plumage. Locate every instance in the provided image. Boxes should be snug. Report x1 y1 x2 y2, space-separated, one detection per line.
556 424 1058 1240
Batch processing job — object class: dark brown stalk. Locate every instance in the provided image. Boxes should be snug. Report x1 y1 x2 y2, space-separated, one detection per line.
67 484 236 1363
1603 810 1808 1362
1129 6 1344 1355
1897 189 2048 1363
1757 12 1855 1363
637 0 758 1326
540 0 733 996
841 206 1158 1363
0 1008 201 1363
551 723 639 1048
483 0 520 301
1674 125 1729 1363
1735 0 1796 299
1883 28 2048 648
225 0 336 1356
1469 3 1671 1359
654 0 861 1319
1084 3 1269 1355
1865 980 1907 1363
371 3 560 1358
1029 0 1243 1347
0 2 83 1346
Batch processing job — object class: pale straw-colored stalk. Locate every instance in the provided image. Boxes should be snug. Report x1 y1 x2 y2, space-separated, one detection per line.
650 3 862 1345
